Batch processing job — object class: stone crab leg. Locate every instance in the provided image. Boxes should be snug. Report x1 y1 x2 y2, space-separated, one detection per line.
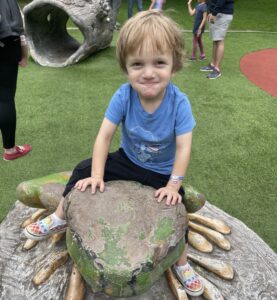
195 272 224 300
48 232 66 248
188 230 213 253
16 171 71 209
188 213 231 234
64 263 86 300
21 208 49 228
32 250 69 285
188 253 234 280
22 239 39 251
165 268 188 300
189 221 231 251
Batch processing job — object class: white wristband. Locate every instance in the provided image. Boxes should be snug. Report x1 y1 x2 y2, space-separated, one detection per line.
170 174 184 184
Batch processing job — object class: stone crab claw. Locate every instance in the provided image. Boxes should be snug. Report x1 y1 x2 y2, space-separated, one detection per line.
23 0 120 67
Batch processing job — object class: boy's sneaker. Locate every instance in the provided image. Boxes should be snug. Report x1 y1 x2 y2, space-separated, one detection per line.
200 64 214 72
199 55 206 61
3 144 32 161
24 213 67 241
207 68 222 79
189 57 196 62
173 263 204 297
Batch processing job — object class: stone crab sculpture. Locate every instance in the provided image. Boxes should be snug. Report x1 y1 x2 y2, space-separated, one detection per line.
23 0 121 67
0 172 276 299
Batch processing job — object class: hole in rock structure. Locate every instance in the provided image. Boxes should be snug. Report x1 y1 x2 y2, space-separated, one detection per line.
24 4 84 66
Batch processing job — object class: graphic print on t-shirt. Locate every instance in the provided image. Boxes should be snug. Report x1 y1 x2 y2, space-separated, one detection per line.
129 126 164 163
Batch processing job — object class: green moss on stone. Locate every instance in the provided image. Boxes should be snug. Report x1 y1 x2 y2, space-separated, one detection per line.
116 200 134 212
152 218 174 242
139 232 145 240
66 229 102 291
16 172 70 208
99 225 130 267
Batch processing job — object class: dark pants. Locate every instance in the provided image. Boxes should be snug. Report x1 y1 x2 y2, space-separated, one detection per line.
63 148 185 198
0 36 21 149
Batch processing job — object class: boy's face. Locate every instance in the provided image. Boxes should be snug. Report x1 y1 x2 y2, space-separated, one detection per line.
125 49 174 103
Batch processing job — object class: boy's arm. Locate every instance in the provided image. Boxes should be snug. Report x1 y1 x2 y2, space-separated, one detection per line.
74 117 118 193
187 0 195 16
155 132 192 206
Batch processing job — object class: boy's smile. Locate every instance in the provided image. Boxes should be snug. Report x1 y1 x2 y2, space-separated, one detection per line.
126 50 175 106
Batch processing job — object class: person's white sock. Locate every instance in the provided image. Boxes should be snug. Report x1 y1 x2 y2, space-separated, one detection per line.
52 213 67 225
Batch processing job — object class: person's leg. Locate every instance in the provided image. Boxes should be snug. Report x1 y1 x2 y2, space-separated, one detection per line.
24 149 145 240
0 63 17 150
213 40 224 70
197 34 205 59
24 158 92 240
0 37 32 160
137 0 143 12
173 230 204 296
190 35 198 60
127 0 134 18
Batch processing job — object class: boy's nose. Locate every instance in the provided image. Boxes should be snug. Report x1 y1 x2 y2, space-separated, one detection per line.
142 66 155 78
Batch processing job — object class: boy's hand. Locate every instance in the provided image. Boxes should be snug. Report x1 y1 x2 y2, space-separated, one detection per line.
187 0 192 4
74 177 105 194
155 186 182 206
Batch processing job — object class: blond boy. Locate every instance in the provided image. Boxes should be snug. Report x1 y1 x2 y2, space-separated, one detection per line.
24 11 204 296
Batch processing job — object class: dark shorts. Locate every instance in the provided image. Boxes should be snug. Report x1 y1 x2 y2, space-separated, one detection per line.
63 148 185 199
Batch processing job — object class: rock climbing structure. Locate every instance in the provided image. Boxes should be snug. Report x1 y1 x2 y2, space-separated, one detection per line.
23 0 121 67
0 172 276 299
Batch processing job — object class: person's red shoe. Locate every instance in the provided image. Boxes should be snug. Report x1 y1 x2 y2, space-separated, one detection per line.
3 144 32 161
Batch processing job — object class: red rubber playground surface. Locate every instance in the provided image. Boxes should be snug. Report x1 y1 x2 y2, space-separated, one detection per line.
240 48 277 98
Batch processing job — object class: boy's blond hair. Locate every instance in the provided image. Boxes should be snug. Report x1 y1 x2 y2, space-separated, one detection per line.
116 10 185 73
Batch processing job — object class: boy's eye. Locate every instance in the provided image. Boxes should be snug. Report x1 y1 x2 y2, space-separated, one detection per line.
156 60 166 66
131 62 142 67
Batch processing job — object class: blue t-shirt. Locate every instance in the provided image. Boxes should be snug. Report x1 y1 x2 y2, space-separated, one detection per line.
105 82 195 175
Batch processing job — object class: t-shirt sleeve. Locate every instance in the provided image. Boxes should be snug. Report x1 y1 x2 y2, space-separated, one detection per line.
175 96 196 136
105 86 126 125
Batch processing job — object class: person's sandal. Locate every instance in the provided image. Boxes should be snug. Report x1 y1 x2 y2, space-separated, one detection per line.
24 214 67 241
3 144 32 161
173 263 204 296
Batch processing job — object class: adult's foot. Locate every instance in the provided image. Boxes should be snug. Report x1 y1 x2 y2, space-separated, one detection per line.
3 144 32 161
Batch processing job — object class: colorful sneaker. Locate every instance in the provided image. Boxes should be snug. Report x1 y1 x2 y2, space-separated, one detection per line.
207 68 222 79
189 57 197 62
200 64 214 72
3 144 32 161
199 55 206 61
24 214 67 240
173 263 204 297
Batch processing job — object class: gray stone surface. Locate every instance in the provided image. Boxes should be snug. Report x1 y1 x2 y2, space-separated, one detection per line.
64 180 187 297
0 181 276 299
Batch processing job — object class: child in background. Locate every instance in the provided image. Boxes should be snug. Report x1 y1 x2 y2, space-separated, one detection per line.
149 0 164 10
24 11 204 297
187 0 207 61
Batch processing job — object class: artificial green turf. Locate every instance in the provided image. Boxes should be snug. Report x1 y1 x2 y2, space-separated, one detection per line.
1 1 276 252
